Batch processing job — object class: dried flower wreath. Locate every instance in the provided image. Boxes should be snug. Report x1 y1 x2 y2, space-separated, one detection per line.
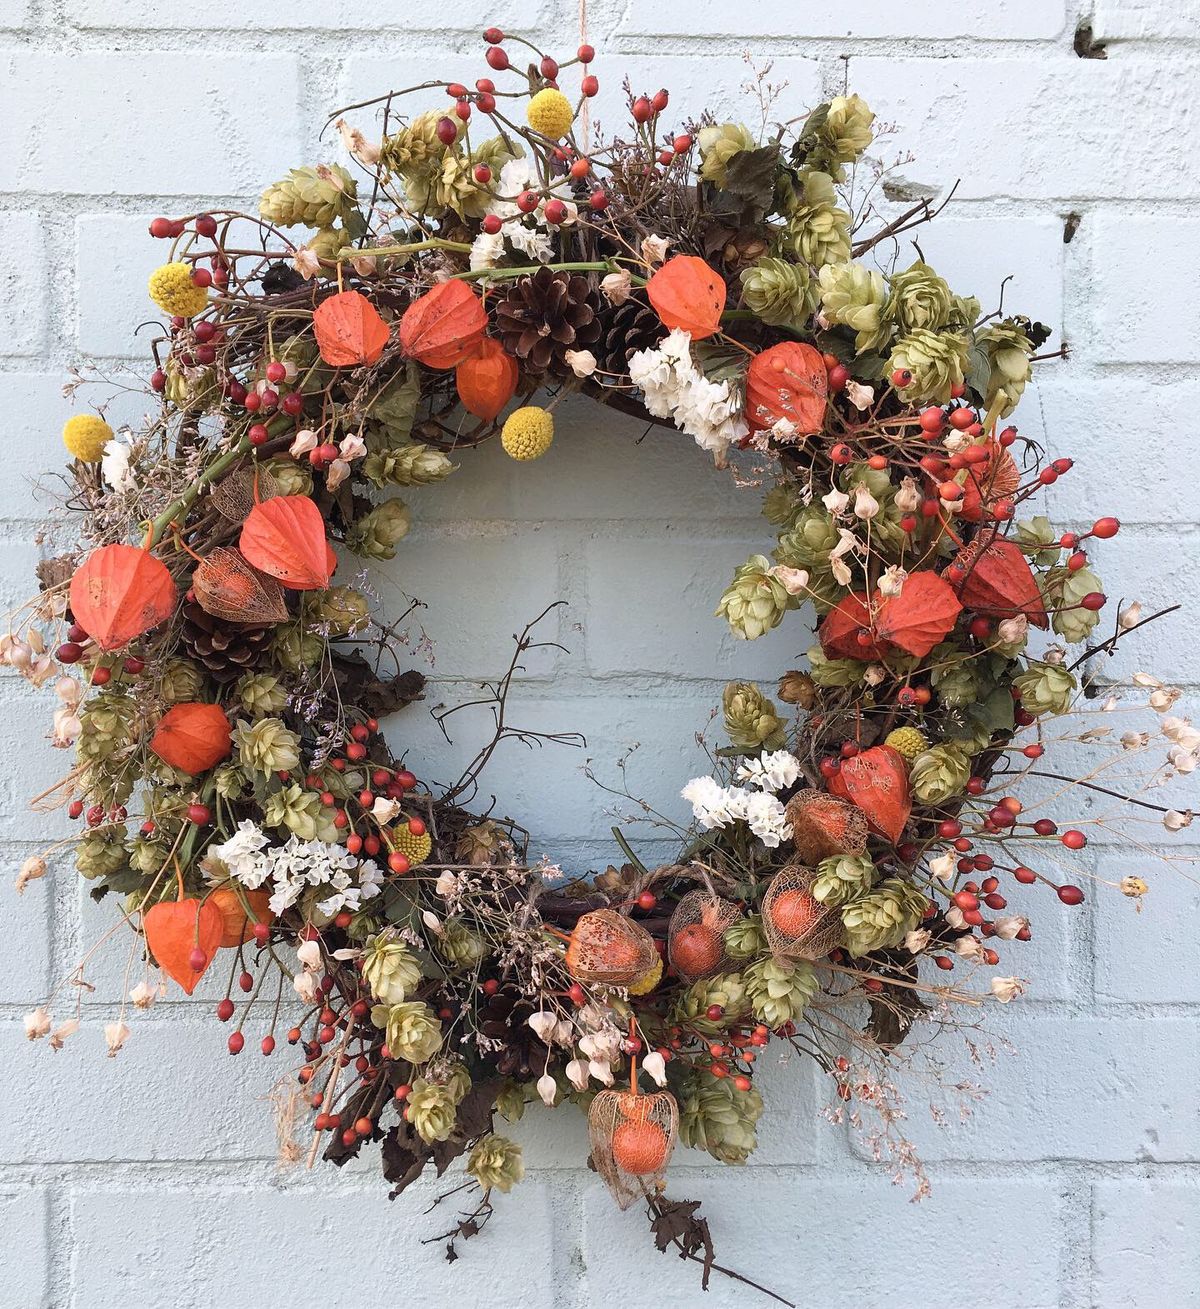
10 28 1194 1302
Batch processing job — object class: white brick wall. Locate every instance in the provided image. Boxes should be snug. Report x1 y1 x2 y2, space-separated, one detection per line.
2 2 1198 1306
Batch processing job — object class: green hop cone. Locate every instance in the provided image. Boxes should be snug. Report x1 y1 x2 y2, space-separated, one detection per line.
909 744 973 806
679 1070 764 1164
380 111 450 177
363 931 422 1004
739 257 814 329
886 259 953 334
723 914 768 961
744 955 818 1028
784 171 851 269
697 122 755 186
363 443 456 488
722 682 787 752
234 717 301 776
841 878 928 956
435 918 487 971
213 762 248 800
817 261 891 353
806 647 867 688
774 503 840 571
371 1000 443 1065
821 94 875 174
812 853 876 907
263 784 338 842
271 625 324 672
345 499 412 561
405 1077 458 1144
889 329 971 406
978 320 1033 419
717 554 792 641
129 834 171 877
1014 516 1062 567
263 457 313 498
467 1135 525 1194
259 164 358 228
77 691 135 764
762 484 803 528
234 672 288 719
75 826 129 881
1046 564 1103 645
673 972 751 1038
929 646 981 707
1016 661 1077 717
158 659 206 704
440 1060 472 1105
495 1080 527 1124
309 586 370 638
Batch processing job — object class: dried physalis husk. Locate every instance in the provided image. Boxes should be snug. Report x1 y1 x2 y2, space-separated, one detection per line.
785 788 868 866
192 548 289 625
210 465 278 523
588 1089 678 1210
564 909 658 988
667 890 741 983
761 863 844 961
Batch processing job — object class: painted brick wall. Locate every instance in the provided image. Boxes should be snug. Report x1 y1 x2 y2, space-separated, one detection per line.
2 2 1199 1306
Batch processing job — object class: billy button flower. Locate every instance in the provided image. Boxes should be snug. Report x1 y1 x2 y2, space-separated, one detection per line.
501 406 554 460
526 87 574 140
388 817 432 872
148 261 210 318
62 414 113 462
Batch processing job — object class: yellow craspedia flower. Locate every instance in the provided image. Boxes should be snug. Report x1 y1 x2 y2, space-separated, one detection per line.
62 413 113 462
391 821 433 867
501 406 554 460
628 954 663 996
148 262 209 318
526 88 574 140
885 726 929 762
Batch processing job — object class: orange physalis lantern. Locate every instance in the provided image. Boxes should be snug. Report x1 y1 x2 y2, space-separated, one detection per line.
818 591 889 661
239 495 333 592
745 342 827 434
875 571 963 658
192 547 288 625
785 789 868 865
588 1088 678 1209
149 702 232 775
209 886 273 948
68 543 177 653
143 896 224 995
455 337 519 420
827 745 911 845
312 290 390 368
667 890 741 983
761 864 844 960
400 280 488 369
564 909 659 988
645 255 726 340
954 537 1049 629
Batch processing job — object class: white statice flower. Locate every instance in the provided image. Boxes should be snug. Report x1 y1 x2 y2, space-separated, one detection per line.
742 791 792 848
335 117 380 166
863 663 887 686
768 417 800 445
737 749 801 793
207 821 272 886
48 1018 79 1050
101 437 137 493
627 329 747 457
1163 717 1200 751
293 970 318 1003
16 855 46 893
829 528 860 587
1169 746 1197 774
485 158 574 266
296 939 322 972
681 776 737 829
434 870 459 898
527 1012 557 1044
998 614 1028 645
469 229 505 272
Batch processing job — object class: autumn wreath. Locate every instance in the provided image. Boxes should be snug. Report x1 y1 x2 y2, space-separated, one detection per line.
11 28 1194 1300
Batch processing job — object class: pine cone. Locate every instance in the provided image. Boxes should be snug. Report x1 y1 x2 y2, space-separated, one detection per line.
178 599 275 685
478 989 549 1081
596 297 664 377
493 267 602 378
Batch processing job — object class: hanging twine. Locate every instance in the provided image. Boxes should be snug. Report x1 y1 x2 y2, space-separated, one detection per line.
578 0 590 149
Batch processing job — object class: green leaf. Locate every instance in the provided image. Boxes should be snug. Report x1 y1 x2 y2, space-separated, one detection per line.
368 361 421 443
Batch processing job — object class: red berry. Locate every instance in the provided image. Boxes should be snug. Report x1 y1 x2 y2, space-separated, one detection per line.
388 851 411 874
517 190 540 213
56 642 83 663
588 187 609 210
891 368 913 388
948 407 975 430
828 364 849 391
631 96 653 123
705 1004 724 1022
673 133 692 153
1091 516 1119 539
581 75 599 97
482 213 502 234
248 423 269 446
578 43 595 62
569 157 591 180
455 98 471 121
149 217 173 238
191 267 212 289
483 26 504 42
473 163 492 185
485 45 509 70
934 955 954 971
261 1035 276 1056
651 88 669 112
408 817 427 837
216 998 235 1022
436 116 458 145
636 891 657 911
1013 866 1037 884
830 443 853 464
1061 829 1087 850
195 213 218 237
568 982 586 1006
187 803 212 826
939 819 962 839
919 407 945 434
540 56 559 78
228 1032 245 1055
1080 591 1106 611
543 198 568 224
477 92 497 114
265 361 286 384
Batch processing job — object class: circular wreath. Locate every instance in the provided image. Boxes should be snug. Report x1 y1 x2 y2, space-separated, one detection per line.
12 28 1191 1299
